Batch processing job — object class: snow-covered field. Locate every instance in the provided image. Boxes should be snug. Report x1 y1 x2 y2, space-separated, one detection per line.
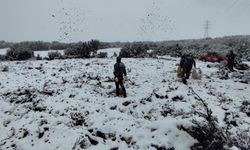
0 55 249 150
0 48 9 55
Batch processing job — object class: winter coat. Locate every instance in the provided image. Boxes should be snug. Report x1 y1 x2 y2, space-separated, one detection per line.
180 55 196 68
226 52 235 63
114 62 127 77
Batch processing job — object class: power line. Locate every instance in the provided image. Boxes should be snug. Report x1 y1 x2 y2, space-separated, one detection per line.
204 20 211 39
210 0 241 23
220 0 240 15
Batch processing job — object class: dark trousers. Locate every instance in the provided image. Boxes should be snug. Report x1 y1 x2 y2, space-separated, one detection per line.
115 77 127 97
182 64 193 84
227 61 234 71
183 64 193 79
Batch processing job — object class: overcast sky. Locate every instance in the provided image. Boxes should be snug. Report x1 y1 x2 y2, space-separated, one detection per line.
0 0 250 42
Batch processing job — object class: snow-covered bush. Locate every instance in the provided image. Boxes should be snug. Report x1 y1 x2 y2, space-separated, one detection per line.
77 42 92 58
36 54 42 60
64 48 79 58
97 52 107 58
48 51 62 60
64 42 96 58
0 55 7 61
120 42 149 58
6 48 33 60
89 39 100 53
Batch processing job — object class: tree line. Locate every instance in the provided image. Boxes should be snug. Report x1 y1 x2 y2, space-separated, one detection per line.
1 35 250 61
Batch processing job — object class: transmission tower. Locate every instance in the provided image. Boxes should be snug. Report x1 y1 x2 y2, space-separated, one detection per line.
204 20 211 39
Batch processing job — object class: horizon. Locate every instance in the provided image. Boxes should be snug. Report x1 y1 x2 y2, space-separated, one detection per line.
1 34 250 44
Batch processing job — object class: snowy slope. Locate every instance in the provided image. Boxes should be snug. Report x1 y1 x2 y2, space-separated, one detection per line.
0 56 249 150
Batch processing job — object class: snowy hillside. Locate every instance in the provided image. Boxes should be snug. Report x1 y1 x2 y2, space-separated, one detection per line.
0 56 249 150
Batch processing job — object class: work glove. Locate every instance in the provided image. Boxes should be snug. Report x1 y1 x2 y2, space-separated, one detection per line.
124 76 128 81
114 77 119 82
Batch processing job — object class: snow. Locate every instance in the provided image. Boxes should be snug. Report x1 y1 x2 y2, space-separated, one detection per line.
243 61 250 66
0 48 9 55
33 50 65 58
147 49 154 53
0 53 249 149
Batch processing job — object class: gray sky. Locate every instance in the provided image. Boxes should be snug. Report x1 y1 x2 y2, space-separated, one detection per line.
0 0 250 42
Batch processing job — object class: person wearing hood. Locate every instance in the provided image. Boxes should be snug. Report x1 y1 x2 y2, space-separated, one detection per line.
113 56 127 97
180 53 196 84
226 50 235 71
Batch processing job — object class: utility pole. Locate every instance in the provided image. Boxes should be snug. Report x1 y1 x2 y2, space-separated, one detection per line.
204 20 211 39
